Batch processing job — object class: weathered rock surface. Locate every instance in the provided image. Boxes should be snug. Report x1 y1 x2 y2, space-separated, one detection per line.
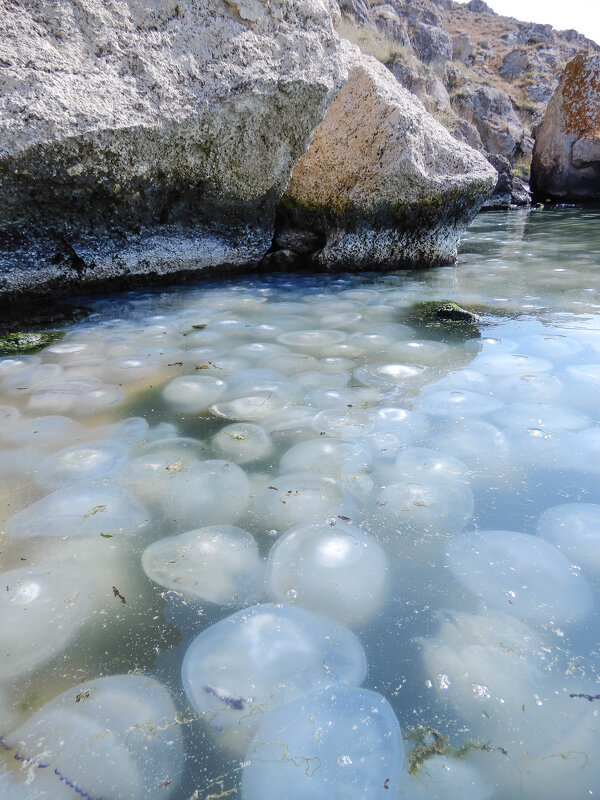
451 85 526 159
0 0 345 302
483 153 531 209
276 44 497 269
531 53 600 202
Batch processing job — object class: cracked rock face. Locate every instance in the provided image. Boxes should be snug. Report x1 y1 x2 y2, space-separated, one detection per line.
531 53 600 202
0 0 344 301
277 43 497 269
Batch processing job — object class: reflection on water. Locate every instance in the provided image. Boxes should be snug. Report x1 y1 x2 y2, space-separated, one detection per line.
1 209 600 799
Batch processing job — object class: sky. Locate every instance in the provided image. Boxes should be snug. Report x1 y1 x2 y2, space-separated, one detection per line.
454 0 600 46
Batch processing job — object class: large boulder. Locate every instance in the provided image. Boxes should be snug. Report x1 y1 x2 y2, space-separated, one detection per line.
531 53 600 202
452 84 525 160
482 153 531 209
0 0 344 302
274 44 497 269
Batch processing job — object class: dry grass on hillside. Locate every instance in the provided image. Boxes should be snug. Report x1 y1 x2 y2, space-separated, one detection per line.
336 20 417 68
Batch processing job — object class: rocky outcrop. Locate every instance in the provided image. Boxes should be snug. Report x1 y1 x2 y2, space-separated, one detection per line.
531 53 600 202
274 44 497 269
0 0 345 302
483 153 531 209
451 85 526 160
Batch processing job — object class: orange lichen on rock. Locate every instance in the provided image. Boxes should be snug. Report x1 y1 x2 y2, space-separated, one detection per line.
561 53 600 139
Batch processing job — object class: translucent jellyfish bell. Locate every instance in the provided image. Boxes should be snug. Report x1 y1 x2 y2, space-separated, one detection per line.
0 565 91 680
1 415 84 449
142 525 263 605
181 604 366 745
162 374 227 412
241 688 404 800
251 472 351 532
211 422 272 464
0 406 19 433
36 439 130 489
268 521 388 626
538 503 600 574
6 483 149 540
447 530 593 624
279 438 372 479
1 674 183 800
27 377 124 415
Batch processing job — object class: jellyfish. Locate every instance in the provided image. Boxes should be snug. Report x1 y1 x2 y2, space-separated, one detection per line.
251 473 352 533
279 438 372 481
2 415 84 450
35 440 130 489
277 329 348 356
27 377 124 415
0 674 183 800
211 423 272 464
142 525 263 605
6 483 150 540
181 604 366 751
241 687 404 800
389 752 493 800
537 503 600 575
267 520 387 626
0 565 91 681
446 530 593 625
162 375 227 412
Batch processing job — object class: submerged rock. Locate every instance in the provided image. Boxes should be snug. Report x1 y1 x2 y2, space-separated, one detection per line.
0 330 65 356
531 53 600 202
274 44 496 269
0 0 344 302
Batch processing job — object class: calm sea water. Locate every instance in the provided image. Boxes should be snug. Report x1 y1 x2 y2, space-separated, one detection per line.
1 208 600 800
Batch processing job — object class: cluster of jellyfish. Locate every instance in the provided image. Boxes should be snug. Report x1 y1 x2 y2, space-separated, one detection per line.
1 274 600 799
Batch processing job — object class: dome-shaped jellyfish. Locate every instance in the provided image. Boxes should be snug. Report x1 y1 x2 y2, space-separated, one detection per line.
181 604 366 749
1 674 183 800
0 406 19 433
210 385 299 422
447 530 593 624
35 439 130 489
27 377 124 416
251 473 352 533
414 389 503 419
142 525 263 605
537 503 600 574
279 438 372 479
241 687 404 800
211 422 272 464
277 329 348 356
430 419 511 480
392 448 471 488
267 521 387 626
162 375 227 412
6 483 149 540
2 415 84 450
0 565 91 680
1 363 62 396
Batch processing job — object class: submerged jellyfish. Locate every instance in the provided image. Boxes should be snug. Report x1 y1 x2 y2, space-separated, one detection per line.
36 439 130 489
402 753 493 800
537 503 600 574
241 687 404 800
162 375 227 412
6 483 149 540
279 438 372 479
251 473 352 533
446 530 593 624
211 422 272 464
142 525 263 605
1 674 183 800
267 520 388 626
27 377 124 415
181 604 366 749
0 565 91 680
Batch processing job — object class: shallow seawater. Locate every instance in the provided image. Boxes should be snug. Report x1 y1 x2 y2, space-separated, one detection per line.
1 208 600 799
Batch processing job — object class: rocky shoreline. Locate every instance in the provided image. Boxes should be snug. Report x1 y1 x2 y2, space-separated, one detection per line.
0 0 598 305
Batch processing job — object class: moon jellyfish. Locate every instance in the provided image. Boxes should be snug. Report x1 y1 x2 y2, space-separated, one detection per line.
1 416 84 449
415 389 502 419
27 377 124 415
268 521 387 626
102 355 161 383
181 604 366 749
142 525 263 605
210 387 298 422
279 439 372 480
447 530 593 624
353 362 428 391
0 406 19 433
0 565 91 680
93 416 149 446
1 363 62 396
211 423 272 464
36 440 130 489
6 483 149 540
241 687 404 800
431 419 511 479
251 473 350 532
162 375 227 412
277 329 348 355
393 448 471 488
1 674 183 800
538 503 600 574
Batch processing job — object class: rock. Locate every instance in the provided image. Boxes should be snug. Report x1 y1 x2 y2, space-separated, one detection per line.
531 53 600 202
0 0 345 303
277 43 497 269
523 23 555 46
466 0 496 14
409 22 453 66
452 85 525 160
452 34 475 66
528 82 554 104
0 331 65 356
451 119 484 151
499 49 529 80
370 5 411 45
392 62 452 116
338 0 372 25
482 153 531 209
